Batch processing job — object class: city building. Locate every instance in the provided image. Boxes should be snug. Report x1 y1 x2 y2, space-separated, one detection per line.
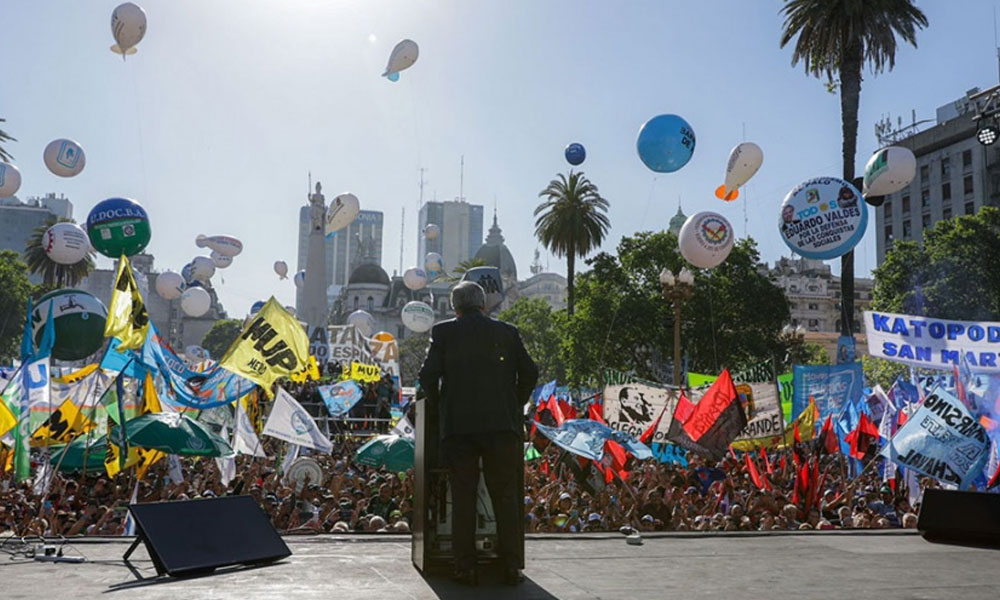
517 248 567 311
418 199 483 276
472 211 519 311
296 206 383 315
0 193 73 283
668 205 687 236
874 88 999 264
768 256 873 334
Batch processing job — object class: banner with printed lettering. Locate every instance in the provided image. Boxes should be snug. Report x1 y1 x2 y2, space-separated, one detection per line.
602 378 678 444
220 298 309 398
864 310 1000 373
792 362 864 424
882 386 989 489
730 382 784 449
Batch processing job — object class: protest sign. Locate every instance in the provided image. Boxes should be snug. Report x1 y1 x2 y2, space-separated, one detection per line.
864 310 1000 372
792 362 864 424
602 379 677 443
730 382 784 449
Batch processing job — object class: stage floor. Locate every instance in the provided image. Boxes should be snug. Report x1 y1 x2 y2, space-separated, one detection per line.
2 531 998 599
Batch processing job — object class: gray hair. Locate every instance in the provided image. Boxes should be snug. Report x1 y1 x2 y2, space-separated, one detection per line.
450 281 486 314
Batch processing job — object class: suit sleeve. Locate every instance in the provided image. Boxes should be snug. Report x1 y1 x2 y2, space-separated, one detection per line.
512 327 539 407
418 324 445 406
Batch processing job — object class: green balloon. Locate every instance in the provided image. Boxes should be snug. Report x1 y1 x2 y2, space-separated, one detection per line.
32 289 108 361
86 197 151 258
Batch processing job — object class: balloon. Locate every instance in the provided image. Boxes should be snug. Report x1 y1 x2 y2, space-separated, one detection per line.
325 193 360 236
196 234 243 257
181 262 195 283
403 267 428 291
155 270 185 300
86 197 151 258
423 223 440 240
678 211 734 269
401 301 435 333
250 300 266 315
110 2 146 58
43 139 86 177
210 250 232 269
42 222 90 265
565 143 586 166
284 305 297 317
31 289 107 361
180 287 211 317
715 142 763 201
779 177 868 260
190 256 216 283
636 114 695 173
346 310 377 338
273 260 288 279
460 266 505 311
424 252 443 278
863 146 916 199
372 331 396 344
0 162 22 197
294 270 306 289
382 39 419 79
184 345 210 363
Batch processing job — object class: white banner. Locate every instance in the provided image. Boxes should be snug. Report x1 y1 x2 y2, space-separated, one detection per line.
864 310 1000 372
262 387 332 453
234 400 267 458
733 382 783 443
602 381 677 444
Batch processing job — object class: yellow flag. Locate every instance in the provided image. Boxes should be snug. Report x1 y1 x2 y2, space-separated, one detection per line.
142 372 162 414
105 438 140 477
290 354 321 383
103 255 150 350
242 389 262 434
0 446 12 473
219 297 309 398
30 397 96 447
53 363 99 384
732 398 817 451
350 361 382 382
0 394 16 438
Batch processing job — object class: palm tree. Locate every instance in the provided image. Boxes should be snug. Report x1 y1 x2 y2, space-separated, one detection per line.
534 171 610 315
780 0 927 338
24 217 96 287
0 117 15 163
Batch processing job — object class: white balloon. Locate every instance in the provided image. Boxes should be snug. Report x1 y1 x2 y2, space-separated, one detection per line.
155 270 186 300
294 270 306 289
382 39 419 78
110 2 147 57
210 250 233 269
42 222 90 265
863 146 917 197
274 260 288 279
678 211 734 269
196 234 243 257
346 310 377 337
184 345 210 363
423 223 440 240
43 139 86 177
715 142 763 201
401 301 434 333
424 252 443 277
180 287 211 317
403 267 428 291
0 163 22 197
325 193 360 236
190 256 216 283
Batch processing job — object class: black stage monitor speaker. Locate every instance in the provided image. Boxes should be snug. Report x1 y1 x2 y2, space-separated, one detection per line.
918 488 1000 549
124 495 291 578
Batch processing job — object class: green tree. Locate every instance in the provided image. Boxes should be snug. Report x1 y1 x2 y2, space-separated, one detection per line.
780 0 927 336
201 319 244 359
498 297 566 382
0 251 33 362
535 171 610 316
0 117 14 163
23 217 96 287
398 332 430 387
561 231 789 387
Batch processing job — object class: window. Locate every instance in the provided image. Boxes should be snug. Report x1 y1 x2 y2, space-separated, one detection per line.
964 175 974 196
353 296 359 310
941 156 951 179
884 225 892 241
902 196 910 214
789 302 797 309
965 201 975 214
963 149 973 169
943 207 952 220
807 319 819 330
920 164 930 183
902 220 912 238
921 188 930 208
922 213 931 228
942 182 951 201
367 296 374 311
884 201 893 218
808 303 819 310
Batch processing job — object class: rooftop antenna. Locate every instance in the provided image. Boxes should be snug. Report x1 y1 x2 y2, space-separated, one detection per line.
459 155 465 202
418 167 427 208
399 206 405 276
308 171 312 197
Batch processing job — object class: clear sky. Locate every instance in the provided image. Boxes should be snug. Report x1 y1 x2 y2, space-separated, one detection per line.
1 0 997 317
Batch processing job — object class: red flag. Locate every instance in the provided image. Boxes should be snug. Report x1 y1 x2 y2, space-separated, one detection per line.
845 413 879 460
989 461 1000 489
779 454 787 475
761 447 773 475
805 458 821 512
547 395 565 427
744 453 766 490
897 408 909 428
818 415 839 455
793 420 802 444
639 403 668 445
558 399 576 422
588 403 605 424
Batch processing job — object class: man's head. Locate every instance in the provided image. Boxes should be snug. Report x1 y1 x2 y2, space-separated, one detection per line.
450 281 486 316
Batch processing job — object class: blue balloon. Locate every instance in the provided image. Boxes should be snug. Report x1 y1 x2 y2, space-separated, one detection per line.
250 300 266 314
564 142 586 166
636 114 695 173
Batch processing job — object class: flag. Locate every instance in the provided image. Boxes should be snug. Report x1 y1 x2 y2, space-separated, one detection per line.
262 387 333 453
134 373 165 480
0 386 16 438
817 414 839 455
639 403 668 445
744 452 768 490
104 418 139 477
234 398 267 458
30 397 96 446
536 380 557 405
103 255 150 350
694 466 725 495
219 298 309 398
15 300 54 482
391 415 415 440
215 425 236 487
535 419 652 463
666 369 747 461
290 354 321 383
761 447 773 475
844 413 879 460
545 395 565 427
100 338 147 379
317 380 364 417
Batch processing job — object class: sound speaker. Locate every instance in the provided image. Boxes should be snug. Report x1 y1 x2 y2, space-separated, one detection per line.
124 495 291 578
918 488 1000 549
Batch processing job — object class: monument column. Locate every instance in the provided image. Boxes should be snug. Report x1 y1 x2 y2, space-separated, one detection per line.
303 182 330 366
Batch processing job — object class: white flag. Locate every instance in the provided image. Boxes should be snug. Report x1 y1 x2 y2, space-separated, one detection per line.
215 426 237 487
262 387 332 453
391 415 415 440
234 400 267 458
280 443 300 476
168 455 184 485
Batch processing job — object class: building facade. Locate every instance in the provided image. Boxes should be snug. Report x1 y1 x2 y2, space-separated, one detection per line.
0 193 73 283
768 256 873 334
418 199 483 276
518 272 567 311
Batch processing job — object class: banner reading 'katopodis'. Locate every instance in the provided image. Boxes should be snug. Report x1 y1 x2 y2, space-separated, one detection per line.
864 310 1000 373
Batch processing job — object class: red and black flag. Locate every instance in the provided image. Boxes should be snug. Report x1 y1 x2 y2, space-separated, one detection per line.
817 414 840 455
666 369 748 461
844 412 879 460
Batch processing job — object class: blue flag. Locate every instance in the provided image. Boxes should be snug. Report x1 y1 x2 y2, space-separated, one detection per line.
318 380 364 417
535 419 652 462
536 379 557 405
793 363 864 424
101 338 148 379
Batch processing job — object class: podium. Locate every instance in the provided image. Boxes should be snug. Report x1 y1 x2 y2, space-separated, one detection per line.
411 398 524 574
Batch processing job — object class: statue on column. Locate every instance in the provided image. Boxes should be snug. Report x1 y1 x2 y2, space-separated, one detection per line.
309 181 326 232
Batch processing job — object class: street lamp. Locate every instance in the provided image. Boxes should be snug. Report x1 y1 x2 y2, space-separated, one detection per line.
977 119 1000 146
660 267 695 388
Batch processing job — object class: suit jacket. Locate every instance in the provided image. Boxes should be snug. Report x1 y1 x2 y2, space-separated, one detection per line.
418 311 538 439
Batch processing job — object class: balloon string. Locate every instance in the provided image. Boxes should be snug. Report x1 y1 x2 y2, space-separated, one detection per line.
128 62 150 209
639 176 659 225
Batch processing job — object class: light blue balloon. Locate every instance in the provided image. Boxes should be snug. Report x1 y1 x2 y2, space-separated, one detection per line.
636 114 695 173
387 72 400 82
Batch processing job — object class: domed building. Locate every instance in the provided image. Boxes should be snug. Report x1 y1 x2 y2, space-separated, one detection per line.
668 204 687 236
473 210 519 311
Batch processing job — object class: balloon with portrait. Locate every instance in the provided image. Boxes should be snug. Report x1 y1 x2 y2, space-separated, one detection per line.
403 267 428 291
273 260 288 279
294 270 306 289
424 252 443 278
423 223 440 240
42 222 90 265
155 270 186 300
778 177 867 260
382 39 419 80
636 114 695 173
110 2 146 58
678 211 734 269
43 139 86 177
460 266 505 312
0 162 22 197
325 193 360 237
180 287 211 317
346 310 377 338
715 142 763 201
565 143 586 166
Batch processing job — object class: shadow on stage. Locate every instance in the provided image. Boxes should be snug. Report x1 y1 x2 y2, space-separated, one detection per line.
420 569 558 600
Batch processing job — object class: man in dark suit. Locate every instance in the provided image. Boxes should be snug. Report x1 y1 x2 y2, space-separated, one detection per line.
419 281 538 586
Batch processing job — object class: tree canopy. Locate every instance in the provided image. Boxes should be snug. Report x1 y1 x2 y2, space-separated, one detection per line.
0 250 33 363
201 319 244 360
498 297 566 383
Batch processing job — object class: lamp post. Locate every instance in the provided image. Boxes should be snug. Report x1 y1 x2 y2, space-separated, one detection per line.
659 267 695 388
781 323 807 366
